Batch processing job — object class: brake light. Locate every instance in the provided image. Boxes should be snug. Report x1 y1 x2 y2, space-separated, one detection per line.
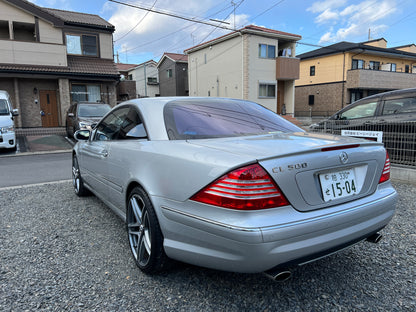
379 152 391 184
190 164 289 210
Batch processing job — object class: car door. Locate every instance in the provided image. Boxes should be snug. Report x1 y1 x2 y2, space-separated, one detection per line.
79 106 131 202
104 106 148 214
377 93 416 163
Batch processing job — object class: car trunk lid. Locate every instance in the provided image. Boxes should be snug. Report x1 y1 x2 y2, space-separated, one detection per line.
188 132 386 212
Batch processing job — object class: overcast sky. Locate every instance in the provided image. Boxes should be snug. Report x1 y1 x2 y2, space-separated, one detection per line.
29 0 416 65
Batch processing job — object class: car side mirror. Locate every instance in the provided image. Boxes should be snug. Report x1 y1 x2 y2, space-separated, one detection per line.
12 109 19 116
74 130 91 141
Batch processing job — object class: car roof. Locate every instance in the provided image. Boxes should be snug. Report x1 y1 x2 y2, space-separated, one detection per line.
357 87 416 102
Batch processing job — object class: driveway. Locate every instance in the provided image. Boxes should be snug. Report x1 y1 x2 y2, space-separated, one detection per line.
0 181 414 311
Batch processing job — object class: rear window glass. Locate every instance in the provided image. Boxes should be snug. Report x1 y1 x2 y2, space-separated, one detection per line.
78 104 111 117
163 99 303 140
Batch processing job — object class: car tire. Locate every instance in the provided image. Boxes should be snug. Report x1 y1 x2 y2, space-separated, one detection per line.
127 186 168 274
72 155 89 196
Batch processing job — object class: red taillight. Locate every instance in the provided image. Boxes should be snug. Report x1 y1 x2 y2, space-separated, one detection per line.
190 164 289 210
379 152 391 184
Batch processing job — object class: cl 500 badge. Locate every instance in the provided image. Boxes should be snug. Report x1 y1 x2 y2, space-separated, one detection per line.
272 163 308 173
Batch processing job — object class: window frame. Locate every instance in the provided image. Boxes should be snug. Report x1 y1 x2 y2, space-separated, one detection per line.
258 82 276 99
310 65 315 76
258 44 276 59
65 33 99 57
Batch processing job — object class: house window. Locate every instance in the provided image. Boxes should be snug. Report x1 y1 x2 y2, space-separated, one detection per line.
310 66 315 76
308 95 314 105
0 20 9 39
147 77 157 83
167 69 173 78
369 61 380 70
350 90 363 103
352 59 364 69
127 74 133 80
391 63 396 72
259 83 276 98
259 44 276 59
66 34 98 56
405 65 410 73
71 84 101 103
13 22 35 41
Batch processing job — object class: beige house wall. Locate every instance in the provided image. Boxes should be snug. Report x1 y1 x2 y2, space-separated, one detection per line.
38 19 62 44
246 35 279 112
188 35 243 98
99 33 113 59
0 1 35 24
0 40 67 66
130 64 159 97
297 54 345 86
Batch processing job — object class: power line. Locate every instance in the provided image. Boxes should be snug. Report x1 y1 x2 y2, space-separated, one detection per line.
114 0 158 42
109 0 234 31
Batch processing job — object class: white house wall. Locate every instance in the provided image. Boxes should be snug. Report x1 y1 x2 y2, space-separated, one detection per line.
246 35 279 112
130 63 159 97
188 35 243 98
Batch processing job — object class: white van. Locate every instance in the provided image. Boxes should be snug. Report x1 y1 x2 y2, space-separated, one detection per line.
0 90 19 149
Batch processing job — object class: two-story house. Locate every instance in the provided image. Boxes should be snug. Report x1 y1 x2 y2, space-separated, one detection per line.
295 38 416 117
0 0 119 128
157 53 188 96
128 60 160 98
185 25 301 115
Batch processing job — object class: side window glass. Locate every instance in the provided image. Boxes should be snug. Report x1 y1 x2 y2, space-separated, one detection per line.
94 107 130 141
383 97 416 115
118 108 147 140
340 101 378 120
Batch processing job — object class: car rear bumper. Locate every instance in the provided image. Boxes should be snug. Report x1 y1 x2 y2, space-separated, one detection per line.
0 132 16 148
156 182 397 273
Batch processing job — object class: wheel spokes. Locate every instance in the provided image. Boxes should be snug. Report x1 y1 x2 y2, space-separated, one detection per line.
128 195 151 266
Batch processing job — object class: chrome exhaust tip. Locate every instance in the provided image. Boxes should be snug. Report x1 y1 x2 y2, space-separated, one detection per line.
366 233 383 244
263 269 292 282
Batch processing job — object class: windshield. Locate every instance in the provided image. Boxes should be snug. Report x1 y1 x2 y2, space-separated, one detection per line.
0 99 10 115
78 104 111 117
164 99 303 140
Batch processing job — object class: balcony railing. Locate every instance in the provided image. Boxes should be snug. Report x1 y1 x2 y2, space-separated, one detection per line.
346 69 416 90
276 57 300 80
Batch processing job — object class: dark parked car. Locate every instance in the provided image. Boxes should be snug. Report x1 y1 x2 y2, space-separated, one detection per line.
66 102 111 138
310 88 416 165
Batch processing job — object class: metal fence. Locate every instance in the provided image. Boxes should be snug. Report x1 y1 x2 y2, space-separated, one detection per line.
308 120 416 167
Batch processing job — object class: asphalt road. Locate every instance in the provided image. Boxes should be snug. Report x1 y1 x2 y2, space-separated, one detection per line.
1 181 415 311
0 152 72 188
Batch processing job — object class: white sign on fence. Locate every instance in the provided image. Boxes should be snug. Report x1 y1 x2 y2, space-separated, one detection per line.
341 130 383 143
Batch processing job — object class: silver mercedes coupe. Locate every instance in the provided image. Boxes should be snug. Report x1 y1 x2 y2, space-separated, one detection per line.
72 97 397 280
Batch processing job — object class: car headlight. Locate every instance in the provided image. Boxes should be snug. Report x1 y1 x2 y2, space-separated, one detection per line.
78 122 89 129
0 125 14 133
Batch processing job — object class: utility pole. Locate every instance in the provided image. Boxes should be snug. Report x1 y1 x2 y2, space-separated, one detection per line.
231 1 236 29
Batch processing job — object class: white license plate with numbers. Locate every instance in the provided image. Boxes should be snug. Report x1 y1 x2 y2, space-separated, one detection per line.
319 169 358 202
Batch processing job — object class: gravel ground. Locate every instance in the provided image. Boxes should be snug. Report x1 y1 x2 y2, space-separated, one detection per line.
1 181 415 311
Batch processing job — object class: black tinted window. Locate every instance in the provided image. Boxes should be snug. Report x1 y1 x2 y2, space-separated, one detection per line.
78 104 111 117
382 97 416 115
94 106 146 141
0 99 10 115
164 99 302 140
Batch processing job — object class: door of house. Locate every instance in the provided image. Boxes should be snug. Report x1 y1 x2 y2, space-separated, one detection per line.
277 81 285 114
40 90 59 127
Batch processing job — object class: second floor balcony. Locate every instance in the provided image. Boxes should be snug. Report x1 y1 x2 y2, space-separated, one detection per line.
0 39 67 67
346 69 416 90
276 57 300 80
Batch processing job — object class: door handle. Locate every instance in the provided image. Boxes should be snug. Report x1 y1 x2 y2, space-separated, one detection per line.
100 150 108 157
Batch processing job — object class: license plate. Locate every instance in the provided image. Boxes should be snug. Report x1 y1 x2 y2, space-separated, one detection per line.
319 169 358 202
